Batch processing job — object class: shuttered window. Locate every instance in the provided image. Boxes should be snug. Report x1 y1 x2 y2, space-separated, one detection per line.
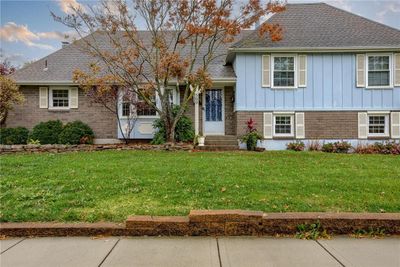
367 114 389 137
367 56 390 87
272 56 296 88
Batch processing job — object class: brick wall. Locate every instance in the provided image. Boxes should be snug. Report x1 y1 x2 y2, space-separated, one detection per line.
236 111 359 139
6 86 117 139
304 111 358 139
236 112 264 137
224 86 235 135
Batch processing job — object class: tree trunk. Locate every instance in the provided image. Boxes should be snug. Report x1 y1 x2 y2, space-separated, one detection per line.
0 110 8 127
166 126 175 143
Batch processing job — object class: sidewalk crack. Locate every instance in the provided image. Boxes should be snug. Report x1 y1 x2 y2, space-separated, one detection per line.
98 238 120 267
316 240 346 267
216 237 222 267
0 237 26 255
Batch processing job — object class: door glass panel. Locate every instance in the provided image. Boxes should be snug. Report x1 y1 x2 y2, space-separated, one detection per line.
205 89 222 122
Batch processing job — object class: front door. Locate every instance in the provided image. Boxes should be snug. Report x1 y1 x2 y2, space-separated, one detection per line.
204 89 224 135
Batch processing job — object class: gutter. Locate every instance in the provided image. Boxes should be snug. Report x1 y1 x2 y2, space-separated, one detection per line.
228 46 400 53
16 78 237 86
225 46 400 63
15 81 77 86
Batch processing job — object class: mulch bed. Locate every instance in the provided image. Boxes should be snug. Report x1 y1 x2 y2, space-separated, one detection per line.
0 143 193 154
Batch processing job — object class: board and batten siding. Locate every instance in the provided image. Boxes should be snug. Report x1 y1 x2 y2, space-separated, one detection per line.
235 53 400 111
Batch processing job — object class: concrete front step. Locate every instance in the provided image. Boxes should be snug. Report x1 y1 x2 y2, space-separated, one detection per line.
205 140 238 146
201 136 239 150
197 145 239 151
205 135 237 141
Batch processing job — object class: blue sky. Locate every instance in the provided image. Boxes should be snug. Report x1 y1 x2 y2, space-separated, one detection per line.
1 0 400 67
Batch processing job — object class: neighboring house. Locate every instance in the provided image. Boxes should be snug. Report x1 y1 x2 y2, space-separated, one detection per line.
8 3 400 149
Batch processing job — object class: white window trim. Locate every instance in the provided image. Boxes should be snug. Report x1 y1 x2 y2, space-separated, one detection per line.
271 54 298 89
273 113 295 137
48 87 71 110
119 89 182 119
366 53 393 89
367 113 390 137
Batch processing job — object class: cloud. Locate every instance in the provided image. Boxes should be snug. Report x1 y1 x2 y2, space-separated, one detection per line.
59 0 86 14
376 1 400 23
0 22 78 50
327 0 352 12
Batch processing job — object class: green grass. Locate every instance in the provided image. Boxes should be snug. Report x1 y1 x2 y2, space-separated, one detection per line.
1 150 399 222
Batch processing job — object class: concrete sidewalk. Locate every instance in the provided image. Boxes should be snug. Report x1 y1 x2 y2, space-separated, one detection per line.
1 236 399 267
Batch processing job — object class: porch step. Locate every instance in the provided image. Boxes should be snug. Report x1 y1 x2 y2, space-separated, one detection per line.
199 135 239 150
205 135 237 141
205 140 238 146
197 145 239 151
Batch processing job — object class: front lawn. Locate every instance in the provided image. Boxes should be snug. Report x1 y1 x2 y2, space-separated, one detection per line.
1 150 399 222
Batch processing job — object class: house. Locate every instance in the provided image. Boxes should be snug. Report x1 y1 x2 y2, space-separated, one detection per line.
8 3 400 149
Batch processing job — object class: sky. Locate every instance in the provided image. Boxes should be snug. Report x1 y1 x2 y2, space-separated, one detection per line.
1 0 400 67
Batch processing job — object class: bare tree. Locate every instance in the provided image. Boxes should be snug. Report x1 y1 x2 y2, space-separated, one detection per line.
84 80 138 143
53 0 285 142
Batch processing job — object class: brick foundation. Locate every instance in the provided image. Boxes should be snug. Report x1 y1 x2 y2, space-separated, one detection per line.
236 111 361 139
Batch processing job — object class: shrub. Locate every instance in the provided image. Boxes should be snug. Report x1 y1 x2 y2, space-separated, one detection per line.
151 105 195 144
355 142 400 155
287 141 305 151
58 121 94 145
28 139 41 145
308 140 322 151
0 127 29 144
29 120 63 144
240 118 262 151
322 141 352 153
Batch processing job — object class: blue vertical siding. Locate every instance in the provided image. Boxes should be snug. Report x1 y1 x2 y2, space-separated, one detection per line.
235 53 400 111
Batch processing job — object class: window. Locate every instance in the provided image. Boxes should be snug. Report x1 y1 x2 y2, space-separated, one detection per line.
368 114 389 137
50 89 69 108
166 88 179 106
273 114 294 137
122 101 131 117
367 55 391 87
137 93 157 116
272 56 296 88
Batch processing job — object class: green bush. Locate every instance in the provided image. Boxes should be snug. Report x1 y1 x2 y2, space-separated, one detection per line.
151 105 195 144
322 141 352 153
29 120 63 144
0 127 29 144
58 121 94 145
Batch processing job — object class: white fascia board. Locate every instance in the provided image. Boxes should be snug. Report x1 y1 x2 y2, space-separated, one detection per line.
16 81 77 86
228 47 400 53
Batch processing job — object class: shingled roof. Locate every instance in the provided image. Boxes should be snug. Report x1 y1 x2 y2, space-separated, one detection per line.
12 3 400 84
232 3 400 50
12 31 247 84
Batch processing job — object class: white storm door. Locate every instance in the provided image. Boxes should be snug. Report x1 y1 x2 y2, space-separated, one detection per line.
204 89 224 135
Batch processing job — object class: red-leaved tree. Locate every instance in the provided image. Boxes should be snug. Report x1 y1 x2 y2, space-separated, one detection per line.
53 0 285 142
